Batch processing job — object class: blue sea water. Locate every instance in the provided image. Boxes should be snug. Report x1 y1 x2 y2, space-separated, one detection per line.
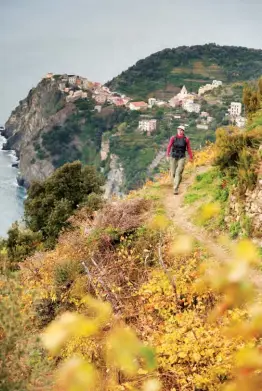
0 135 26 237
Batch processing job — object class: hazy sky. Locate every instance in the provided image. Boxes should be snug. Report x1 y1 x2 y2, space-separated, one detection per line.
1 0 262 123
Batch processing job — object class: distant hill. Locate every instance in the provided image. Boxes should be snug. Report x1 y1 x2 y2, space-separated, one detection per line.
107 43 262 99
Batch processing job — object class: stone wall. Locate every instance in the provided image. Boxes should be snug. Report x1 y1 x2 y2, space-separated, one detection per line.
225 178 262 237
244 179 262 232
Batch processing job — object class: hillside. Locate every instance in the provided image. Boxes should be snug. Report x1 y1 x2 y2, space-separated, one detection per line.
1 132 262 390
2 73 219 193
4 45 262 194
1 76 262 389
107 43 262 99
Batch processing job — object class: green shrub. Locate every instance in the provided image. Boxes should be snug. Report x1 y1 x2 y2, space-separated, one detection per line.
229 221 241 239
241 215 253 237
5 222 43 268
24 161 105 247
184 193 202 205
54 260 83 290
80 192 104 211
215 127 262 193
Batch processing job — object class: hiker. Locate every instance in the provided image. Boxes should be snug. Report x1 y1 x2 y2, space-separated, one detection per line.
166 125 193 194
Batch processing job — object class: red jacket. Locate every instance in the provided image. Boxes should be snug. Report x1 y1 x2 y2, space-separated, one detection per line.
166 135 193 160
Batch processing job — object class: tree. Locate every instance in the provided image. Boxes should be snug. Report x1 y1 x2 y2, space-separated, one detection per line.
24 161 105 246
5 222 42 268
243 84 261 114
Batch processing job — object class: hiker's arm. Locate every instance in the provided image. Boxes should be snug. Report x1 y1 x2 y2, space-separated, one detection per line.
167 136 175 156
186 138 193 160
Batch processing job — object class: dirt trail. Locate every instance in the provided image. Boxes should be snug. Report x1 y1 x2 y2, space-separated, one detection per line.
164 165 230 261
163 166 262 286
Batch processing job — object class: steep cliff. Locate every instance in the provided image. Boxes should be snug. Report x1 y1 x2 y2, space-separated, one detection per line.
3 76 167 194
3 78 75 186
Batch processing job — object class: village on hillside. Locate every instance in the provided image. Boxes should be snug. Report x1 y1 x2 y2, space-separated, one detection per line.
44 73 246 135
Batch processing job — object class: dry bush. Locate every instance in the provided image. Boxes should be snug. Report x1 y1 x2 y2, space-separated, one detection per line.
94 198 152 232
19 197 156 319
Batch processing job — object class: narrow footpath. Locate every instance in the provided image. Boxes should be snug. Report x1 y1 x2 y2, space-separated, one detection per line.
163 166 262 287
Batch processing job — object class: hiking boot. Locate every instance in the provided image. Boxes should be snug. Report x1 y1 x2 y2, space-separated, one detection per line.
174 189 179 195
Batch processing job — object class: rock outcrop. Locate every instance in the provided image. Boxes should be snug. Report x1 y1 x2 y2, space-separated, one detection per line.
226 172 262 239
3 78 75 186
103 154 124 199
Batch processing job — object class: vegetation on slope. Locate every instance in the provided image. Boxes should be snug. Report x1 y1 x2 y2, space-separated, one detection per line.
184 77 262 240
1 138 262 390
1 77 262 391
107 44 262 98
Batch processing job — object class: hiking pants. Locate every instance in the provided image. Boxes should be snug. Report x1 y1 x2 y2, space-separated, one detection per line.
170 157 186 190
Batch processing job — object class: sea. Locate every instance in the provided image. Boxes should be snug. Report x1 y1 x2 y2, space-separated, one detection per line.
0 134 26 237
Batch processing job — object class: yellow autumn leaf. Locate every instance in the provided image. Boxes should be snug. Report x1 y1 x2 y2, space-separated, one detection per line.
56 356 98 391
178 352 187 359
192 352 201 362
148 215 170 231
137 368 148 375
170 235 194 255
233 239 259 265
106 326 141 375
235 347 262 370
200 202 220 222
142 379 162 391
80 295 112 326
42 312 98 355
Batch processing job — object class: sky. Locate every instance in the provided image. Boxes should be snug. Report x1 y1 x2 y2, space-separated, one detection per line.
1 0 262 123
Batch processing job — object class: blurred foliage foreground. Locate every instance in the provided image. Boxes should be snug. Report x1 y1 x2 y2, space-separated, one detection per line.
1 83 262 391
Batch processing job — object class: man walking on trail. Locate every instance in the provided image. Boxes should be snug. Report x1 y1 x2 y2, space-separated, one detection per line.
166 125 193 195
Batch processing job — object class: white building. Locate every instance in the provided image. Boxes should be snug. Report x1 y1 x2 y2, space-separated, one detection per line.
68 75 77 85
229 102 242 117
138 119 157 134
82 79 91 90
177 85 188 100
212 80 223 87
44 73 54 79
197 124 209 130
182 99 201 113
95 105 102 113
66 90 87 103
198 80 223 96
235 116 246 128
169 85 189 107
169 96 180 108
93 93 107 104
148 98 157 107
129 101 148 111
155 100 166 107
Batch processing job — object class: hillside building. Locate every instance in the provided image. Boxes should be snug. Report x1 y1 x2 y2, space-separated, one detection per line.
197 124 209 130
198 80 223 95
229 102 242 117
129 101 148 111
68 75 77 85
148 98 157 107
182 99 201 113
44 73 54 79
138 119 157 134
235 116 246 128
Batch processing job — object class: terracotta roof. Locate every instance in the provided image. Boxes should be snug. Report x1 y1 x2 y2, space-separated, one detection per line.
131 101 148 107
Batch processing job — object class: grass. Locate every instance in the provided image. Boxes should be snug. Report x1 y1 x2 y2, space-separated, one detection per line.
183 168 231 232
184 169 218 205
184 192 203 205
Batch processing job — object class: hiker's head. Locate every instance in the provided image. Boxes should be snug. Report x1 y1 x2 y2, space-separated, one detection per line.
177 125 185 136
